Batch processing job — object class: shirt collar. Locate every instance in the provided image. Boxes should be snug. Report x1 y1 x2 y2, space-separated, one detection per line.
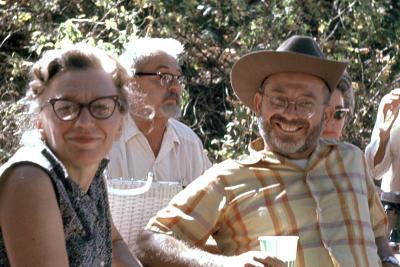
122 113 141 142
123 114 180 146
163 119 181 145
246 137 336 170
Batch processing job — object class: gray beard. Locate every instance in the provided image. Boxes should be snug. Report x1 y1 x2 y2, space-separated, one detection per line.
128 89 181 120
257 115 323 157
160 103 181 119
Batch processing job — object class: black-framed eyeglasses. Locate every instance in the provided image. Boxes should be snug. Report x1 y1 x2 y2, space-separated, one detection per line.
333 108 349 120
135 71 185 88
46 95 120 121
263 94 320 118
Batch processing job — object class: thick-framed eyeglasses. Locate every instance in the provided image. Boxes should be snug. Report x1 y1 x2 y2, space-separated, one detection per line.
46 95 120 121
135 72 185 88
333 108 349 120
263 94 319 118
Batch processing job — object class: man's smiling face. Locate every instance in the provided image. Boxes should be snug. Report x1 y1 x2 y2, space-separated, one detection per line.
254 72 330 159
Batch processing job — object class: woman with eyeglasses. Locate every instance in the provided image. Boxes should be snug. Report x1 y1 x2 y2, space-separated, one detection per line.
322 71 355 140
0 44 142 266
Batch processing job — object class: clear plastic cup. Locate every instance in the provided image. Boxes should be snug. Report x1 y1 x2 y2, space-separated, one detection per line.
258 236 299 267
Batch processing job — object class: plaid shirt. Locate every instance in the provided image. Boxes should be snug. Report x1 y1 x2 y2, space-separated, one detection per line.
147 138 386 267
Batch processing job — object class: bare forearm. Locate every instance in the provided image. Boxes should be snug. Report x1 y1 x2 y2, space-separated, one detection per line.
137 230 229 267
376 236 393 259
374 135 390 167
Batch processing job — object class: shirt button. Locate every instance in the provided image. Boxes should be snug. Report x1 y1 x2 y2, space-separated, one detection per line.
100 261 105 266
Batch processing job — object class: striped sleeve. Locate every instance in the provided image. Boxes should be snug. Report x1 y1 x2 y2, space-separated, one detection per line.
146 162 229 247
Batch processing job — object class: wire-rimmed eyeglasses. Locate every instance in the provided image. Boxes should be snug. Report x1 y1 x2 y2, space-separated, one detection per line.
135 71 185 88
44 95 121 121
263 94 320 118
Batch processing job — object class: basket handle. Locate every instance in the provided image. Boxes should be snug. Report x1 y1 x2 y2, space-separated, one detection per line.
108 172 154 196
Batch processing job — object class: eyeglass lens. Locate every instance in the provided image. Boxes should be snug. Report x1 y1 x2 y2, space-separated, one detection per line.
135 72 185 88
50 96 118 121
160 73 184 88
266 95 317 118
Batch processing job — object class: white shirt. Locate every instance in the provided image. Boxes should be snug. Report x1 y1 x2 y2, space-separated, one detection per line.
365 98 400 192
107 114 211 186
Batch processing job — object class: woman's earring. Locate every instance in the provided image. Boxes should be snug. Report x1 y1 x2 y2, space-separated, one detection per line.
35 120 47 141
38 128 46 141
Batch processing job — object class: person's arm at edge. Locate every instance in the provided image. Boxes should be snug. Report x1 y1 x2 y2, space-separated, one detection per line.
137 230 286 267
376 236 395 257
376 235 400 267
0 165 69 267
111 220 142 267
371 90 400 167
373 133 390 167
365 97 393 178
364 154 398 266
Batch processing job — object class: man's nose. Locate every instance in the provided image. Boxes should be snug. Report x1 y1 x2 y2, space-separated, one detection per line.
167 80 182 94
282 101 298 118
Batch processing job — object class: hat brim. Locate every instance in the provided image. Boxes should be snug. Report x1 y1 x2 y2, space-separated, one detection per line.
230 51 348 111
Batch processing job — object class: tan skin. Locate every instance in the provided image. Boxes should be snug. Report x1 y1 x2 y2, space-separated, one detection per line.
138 230 286 267
130 52 182 157
0 69 141 267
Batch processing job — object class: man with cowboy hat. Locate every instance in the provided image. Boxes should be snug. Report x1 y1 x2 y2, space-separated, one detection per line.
136 35 395 266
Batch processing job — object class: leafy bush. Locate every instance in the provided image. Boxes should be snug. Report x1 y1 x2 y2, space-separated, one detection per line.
1 0 399 164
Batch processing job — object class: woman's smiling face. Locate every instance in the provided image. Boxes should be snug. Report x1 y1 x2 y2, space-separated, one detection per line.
37 68 123 170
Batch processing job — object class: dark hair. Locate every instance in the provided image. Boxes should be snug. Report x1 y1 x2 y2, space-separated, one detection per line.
26 43 129 114
336 71 355 122
336 71 355 117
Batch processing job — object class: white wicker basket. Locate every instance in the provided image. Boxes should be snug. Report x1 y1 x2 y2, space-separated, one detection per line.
107 176 182 253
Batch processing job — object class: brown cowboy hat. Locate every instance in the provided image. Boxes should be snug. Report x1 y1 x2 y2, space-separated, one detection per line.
231 35 348 110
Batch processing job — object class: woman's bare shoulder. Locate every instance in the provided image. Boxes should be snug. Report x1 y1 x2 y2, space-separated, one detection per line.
0 164 69 266
0 164 56 217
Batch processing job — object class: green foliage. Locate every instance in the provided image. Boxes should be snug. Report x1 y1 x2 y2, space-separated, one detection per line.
1 0 400 164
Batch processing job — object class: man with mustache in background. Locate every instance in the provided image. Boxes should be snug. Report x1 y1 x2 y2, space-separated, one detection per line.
108 38 211 187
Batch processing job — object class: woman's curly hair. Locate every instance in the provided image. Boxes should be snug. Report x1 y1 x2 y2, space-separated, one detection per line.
26 43 129 114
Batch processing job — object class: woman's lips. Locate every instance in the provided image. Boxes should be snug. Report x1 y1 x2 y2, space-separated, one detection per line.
68 135 101 145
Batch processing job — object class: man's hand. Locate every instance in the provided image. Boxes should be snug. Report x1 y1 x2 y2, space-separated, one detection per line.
379 88 400 141
232 251 287 267
373 88 400 166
